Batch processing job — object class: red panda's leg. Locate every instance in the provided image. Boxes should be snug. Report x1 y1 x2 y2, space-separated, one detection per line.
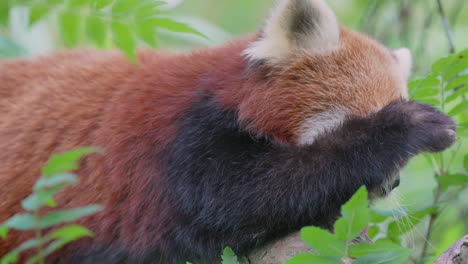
160 97 455 263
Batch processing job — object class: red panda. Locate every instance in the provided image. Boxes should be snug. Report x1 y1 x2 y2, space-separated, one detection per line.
0 0 456 263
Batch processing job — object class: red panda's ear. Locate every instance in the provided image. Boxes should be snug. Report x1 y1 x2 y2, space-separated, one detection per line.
394 48 413 80
244 0 340 63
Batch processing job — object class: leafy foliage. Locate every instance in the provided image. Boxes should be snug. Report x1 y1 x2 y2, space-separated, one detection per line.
0 148 102 264
410 49 468 135
285 187 411 264
0 0 203 60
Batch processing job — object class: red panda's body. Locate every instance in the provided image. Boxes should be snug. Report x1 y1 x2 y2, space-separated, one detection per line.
0 39 252 260
0 1 456 263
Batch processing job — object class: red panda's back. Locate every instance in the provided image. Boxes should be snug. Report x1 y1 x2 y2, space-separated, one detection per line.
0 38 254 259
0 49 200 254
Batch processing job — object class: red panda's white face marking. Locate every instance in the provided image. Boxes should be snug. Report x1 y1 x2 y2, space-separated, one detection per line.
241 0 413 145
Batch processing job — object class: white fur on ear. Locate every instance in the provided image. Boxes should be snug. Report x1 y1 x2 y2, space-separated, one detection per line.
244 0 340 62
394 48 412 80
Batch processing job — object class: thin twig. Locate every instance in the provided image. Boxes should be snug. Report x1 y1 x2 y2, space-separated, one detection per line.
436 0 456 54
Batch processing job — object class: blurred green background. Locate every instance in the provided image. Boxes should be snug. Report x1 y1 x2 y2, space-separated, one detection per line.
1 0 468 263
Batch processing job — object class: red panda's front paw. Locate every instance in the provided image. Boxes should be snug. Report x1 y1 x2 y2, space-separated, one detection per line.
405 102 457 153
375 100 457 154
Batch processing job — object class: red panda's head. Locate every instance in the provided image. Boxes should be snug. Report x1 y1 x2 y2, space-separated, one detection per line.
229 0 413 145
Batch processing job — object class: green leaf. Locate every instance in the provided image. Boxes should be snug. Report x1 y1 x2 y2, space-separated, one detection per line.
34 173 77 190
29 4 49 25
21 189 57 211
25 226 93 264
285 253 343 264
69 0 91 7
334 186 369 241
349 239 406 258
0 225 8 239
0 0 10 26
464 155 468 172
148 17 205 38
45 0 64 5
411 87 439 99
372 207 407 218
408 74 440 93
136 20 158 46
352 250 411 264
368 226 379 239
86 16 107 47
431 54 456 74
300 226 345 257
111 21 136 61
48 224 94 240
112 0 137 15
445 85 468 104
16 238 40 252
445 75 468 91
4 213 38 230
387 206 435 239
42 147 97 177
448 101 468 116
437 173 468 191
39 205 102 228
419 98 440 106
370 210 387 223
443 55 468 81
221 247 239 264
59 9 81 47
0 251 19 264
91 0 114 9
135 0 165 19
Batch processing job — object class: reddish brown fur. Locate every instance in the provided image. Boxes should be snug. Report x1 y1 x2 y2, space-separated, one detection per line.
0 39 251 258
0 27 405 259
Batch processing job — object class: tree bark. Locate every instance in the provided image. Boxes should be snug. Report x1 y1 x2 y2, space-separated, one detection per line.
433 235 468 264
